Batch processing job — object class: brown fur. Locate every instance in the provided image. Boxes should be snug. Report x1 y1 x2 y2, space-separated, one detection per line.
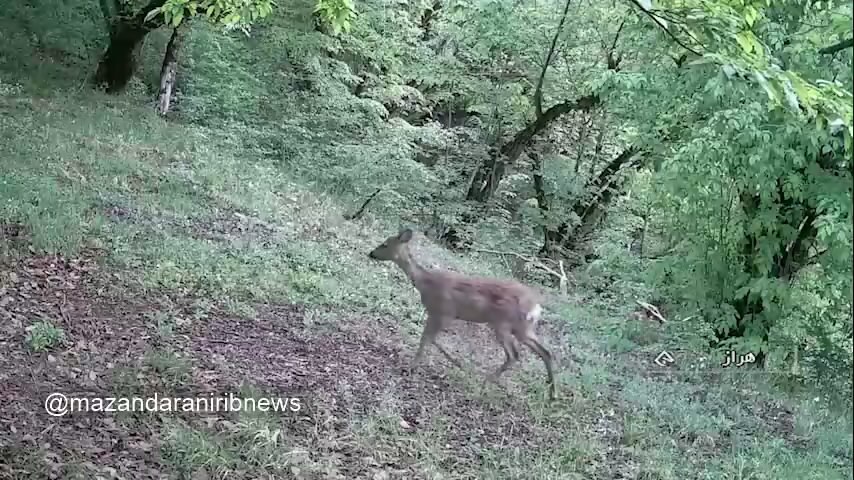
368 228 556 400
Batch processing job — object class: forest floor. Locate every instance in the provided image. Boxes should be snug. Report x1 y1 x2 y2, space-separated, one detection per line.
0 20 851 477
1 237 845 480
0 158 850 479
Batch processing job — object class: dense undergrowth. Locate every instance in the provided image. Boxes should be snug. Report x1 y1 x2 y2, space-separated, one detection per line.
1 0 852 479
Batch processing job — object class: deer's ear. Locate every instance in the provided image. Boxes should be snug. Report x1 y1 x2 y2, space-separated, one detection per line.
398 228 413 242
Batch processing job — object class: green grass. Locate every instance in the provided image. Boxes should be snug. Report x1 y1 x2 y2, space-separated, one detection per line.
1 5 851 479
2 86 851 480
25 319 66 352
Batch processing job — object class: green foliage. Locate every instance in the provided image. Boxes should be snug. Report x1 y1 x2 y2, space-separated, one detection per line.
598 0 853 403
314 0 357 35
149 0 276 32
1 0 852 477
648 86 852 378
150 0 357 37
25 320 65 352
652 0 853 143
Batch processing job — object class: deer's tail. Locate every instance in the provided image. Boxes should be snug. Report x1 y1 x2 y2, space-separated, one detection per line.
525 303 543 326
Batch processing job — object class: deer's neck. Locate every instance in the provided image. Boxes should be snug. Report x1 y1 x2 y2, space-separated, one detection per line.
394 249 426 286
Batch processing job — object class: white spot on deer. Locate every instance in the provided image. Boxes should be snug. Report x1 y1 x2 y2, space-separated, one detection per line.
527 304 543 324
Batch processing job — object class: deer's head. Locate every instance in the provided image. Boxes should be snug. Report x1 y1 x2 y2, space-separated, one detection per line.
368 228 413 261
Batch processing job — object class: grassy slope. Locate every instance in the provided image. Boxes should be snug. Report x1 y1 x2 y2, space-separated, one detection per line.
1 5 851 480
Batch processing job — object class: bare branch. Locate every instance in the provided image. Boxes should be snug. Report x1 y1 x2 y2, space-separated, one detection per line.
470 247 572 290
344 188 383 220
805 248 829 266
557 260 568 295
636 300 667 323
533 0 573 119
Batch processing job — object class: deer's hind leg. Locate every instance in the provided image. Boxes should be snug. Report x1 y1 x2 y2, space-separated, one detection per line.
517 330 556 401
486 324 520 383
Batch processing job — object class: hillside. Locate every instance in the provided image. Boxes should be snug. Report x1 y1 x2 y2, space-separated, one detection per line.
1 1 852 479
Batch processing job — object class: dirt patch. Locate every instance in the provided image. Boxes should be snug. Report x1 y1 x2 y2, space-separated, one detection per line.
0 251 170 479
0 251 582 479
178 304 558 474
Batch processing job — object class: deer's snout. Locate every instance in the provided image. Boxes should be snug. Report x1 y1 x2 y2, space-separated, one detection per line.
368 250 378 259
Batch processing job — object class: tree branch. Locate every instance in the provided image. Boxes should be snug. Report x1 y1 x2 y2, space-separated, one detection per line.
533 0 573 119
606 18 626 70
609 17 626 53
778 210 818 278
344 189 382 220
501 94 599 160
626 0 703 56
804 248 829 266
636 300 667 323
819 37 853 55
470 247 572 294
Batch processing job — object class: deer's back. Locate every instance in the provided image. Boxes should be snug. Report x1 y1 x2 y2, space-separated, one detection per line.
416 269 540 323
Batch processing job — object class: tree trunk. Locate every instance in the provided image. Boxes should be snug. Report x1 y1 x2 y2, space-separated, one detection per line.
531 150 554 253
464 0 596 203
532 149 572 256
716 179 822 365
94 0 166 93
566 148 641 250
630 214 647 256
541 147 639 254
466 95 599 202
156 25 186 116
419 0 443 41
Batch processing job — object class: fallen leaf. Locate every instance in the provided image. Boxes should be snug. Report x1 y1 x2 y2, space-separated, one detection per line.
129 440 154 452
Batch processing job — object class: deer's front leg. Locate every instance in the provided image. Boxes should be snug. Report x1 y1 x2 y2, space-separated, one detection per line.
411 314 443 368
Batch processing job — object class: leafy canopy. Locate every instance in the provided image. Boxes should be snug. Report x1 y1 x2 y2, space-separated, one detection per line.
148 0 358 35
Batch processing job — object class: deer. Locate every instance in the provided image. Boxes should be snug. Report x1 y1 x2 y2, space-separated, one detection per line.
368 228 556 401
